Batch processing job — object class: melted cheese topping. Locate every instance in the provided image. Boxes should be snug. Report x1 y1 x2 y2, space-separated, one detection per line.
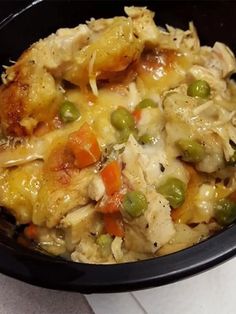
0 6 235 264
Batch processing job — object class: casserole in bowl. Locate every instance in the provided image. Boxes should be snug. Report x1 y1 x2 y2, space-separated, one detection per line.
0 0 236 292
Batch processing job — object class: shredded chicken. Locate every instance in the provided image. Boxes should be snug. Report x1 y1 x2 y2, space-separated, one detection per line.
87 174 105 201
0 6 235 265
125 6 160 46
188 65 227 96
124 189 175 254
200 42 236 79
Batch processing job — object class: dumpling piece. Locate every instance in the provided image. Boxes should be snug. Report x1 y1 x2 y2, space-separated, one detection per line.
63 17 143 93
124 189 176 254
0 161 42 224
0 6 236 265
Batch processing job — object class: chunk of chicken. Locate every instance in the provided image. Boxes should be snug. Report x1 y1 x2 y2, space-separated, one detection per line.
71 235 115 264
158 223 209 256
188 65 227 96
61 204 102 251
121 135 147 191
137 107 165 137
121 131 188 190
212 42 236 77
111 237 124 262
87 18 114 33
124 189 175 254
200 42 236 79
124 6 160 46
164 92 230 172
87 174 105 201
121 135 167 190
165 22 200 52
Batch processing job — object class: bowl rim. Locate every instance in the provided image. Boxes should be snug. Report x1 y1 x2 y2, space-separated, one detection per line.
0 225 236 293
0 0 236 293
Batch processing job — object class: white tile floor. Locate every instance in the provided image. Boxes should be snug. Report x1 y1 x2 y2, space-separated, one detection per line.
86 257 236 314
0 273 92 314
0 257 236 313
132 258 236 314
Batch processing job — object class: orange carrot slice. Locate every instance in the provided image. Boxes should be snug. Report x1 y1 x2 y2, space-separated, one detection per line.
67 122 101 168
100 160 122 196
132 109 142 124
97 192 124 214
24 224 38 240
104 212 125 237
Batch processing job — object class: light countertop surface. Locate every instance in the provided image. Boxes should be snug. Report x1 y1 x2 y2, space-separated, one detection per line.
0 257 235 314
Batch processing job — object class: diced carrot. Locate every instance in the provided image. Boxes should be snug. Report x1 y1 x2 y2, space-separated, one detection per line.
100 160 122 196
45 145 74 185
24 224 38 240
67 122 101 169
97 192 124 213
104 212 125 237
132 109 142 124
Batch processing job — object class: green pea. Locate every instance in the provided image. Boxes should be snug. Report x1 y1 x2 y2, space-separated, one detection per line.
59 101 80 123
96 234 113 248
119 128 138 143
187 80 211 99
96 234 113 256
136 98 157 110
176 139 205 163
123 191 148 217
214 198 236 226
119 128 131 143
139 134 156 145
111 107 135 131
157 177 186 208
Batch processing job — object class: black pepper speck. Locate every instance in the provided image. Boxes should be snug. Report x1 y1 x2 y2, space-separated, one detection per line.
160 163 165 172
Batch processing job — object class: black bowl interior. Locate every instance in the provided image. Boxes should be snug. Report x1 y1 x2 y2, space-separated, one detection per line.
0 0 236 293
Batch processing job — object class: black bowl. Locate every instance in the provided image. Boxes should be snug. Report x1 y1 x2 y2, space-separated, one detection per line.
0 0 236 293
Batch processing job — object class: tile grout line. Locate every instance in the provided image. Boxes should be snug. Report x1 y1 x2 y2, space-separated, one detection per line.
83 294 96 314
130 292 149 314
